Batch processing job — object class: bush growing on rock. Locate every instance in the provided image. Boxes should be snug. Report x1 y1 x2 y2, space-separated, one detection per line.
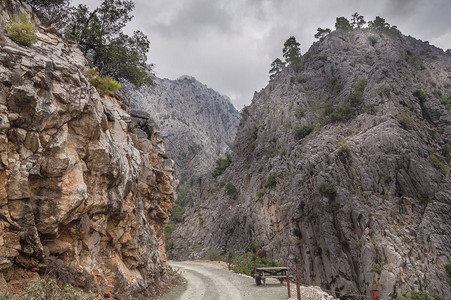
84 69 122 96
264 174 277 188
318 182 337 200
396 291 430 300
413 89 428 101
225 182 238 199
429 155 448 174
212 154 232 177
5 13 37 47
294 125 314 140
25 278 96 300
231 252 282 277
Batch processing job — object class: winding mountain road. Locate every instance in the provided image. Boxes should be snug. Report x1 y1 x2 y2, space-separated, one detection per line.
165 261 290 300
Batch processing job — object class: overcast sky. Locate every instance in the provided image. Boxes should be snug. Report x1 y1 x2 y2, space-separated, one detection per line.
75 0 451 109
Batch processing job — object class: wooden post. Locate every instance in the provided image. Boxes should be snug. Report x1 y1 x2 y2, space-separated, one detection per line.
286 275 291 298
218 255 220 263
228 256 231 271
296 264 301 300
254 261 257 276
192 253 194 260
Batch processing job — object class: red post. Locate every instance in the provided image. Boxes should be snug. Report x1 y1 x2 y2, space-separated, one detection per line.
286 275 291 298
296 264 301 300
370 290 381 300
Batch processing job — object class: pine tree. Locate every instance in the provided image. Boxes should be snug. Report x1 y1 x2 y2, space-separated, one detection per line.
335 17 352 32
314 27 331 40
269 58 285 81
283 36 302 71
351 12 366 28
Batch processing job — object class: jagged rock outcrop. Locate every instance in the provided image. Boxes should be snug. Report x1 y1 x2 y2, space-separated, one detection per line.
124 76 240 185
172 29 451 299
0 1 177 298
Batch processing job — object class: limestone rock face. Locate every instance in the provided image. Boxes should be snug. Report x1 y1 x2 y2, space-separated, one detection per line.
0 1 177 298
124 75 240 185
172 29 451 299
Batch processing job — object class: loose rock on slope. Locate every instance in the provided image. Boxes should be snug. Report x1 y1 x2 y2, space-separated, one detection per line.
172 28 451 299
0 1 178 298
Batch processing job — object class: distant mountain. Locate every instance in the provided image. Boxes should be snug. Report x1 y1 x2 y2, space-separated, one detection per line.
171 28 451 300
124 75 241 185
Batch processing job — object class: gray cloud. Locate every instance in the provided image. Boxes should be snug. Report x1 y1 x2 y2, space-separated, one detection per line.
75 0 451 109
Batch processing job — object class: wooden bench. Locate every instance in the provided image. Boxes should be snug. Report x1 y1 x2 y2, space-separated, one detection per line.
254 267 291 286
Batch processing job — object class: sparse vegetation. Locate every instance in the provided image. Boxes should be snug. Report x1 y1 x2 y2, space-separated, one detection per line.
212 154 232 177
321 78 367 123
84 69 122 96
294 125 314 140
367 35 378 46
202 248 220 261
5 13 37 47
264 174 277 188
269 58 285 81
372 263 383 274
338 139 352 159
251 126 260 140
231 251 282 277
396 291 431 300
256 190 265 199
198 216 205 226
295 107 306 117
440 96 451 110
429 155 448 174
413 89 428 101
318 182 337 200
378 85 391 97
406 54 425 70
25 278 95 300
441 145 450 159
225 182 238 199
398 112 414 130
314 27 331 40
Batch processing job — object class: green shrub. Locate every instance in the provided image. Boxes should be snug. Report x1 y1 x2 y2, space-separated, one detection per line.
378 85 391 97
338 139 352 159
256 190 265 199
245 240 263 253
445 263 451 277
164 222 176 251
440 96 451 110
84 69 122 96
264 174 277 188
225 182 238 199
202 248 220 261
429 155 448 174
212 154 232 177
372 263 383 274
396 291 430 300
25 278 95 300
413 89 428 101
321 78 367 124
444 83 451 89
442 145 450 159
367 35 378 46
198 216 205 226
251 126 260 141
432 89 442 98
294 125 314 140
295 107 306 117
0 292 11 300
5 13 37 47
398 112 414 130
231 252 283 277
406 54 425 70
318 182 336 200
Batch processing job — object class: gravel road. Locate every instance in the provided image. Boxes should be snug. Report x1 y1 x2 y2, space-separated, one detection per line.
161 261 335 300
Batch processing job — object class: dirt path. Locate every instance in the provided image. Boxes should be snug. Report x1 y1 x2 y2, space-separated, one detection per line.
164 261 291 300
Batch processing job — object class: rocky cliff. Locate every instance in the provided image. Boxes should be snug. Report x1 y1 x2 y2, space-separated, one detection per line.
124 76 240 185
0 1 177 298
171 28 451 299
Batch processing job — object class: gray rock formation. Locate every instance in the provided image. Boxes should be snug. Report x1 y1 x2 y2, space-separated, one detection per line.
0 1 177 298
171 29 451 299
124 75 240 185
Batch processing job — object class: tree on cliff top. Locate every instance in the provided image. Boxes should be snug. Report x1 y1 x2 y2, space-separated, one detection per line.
283 36 302 71
26 0 153 87
335 17 353 32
